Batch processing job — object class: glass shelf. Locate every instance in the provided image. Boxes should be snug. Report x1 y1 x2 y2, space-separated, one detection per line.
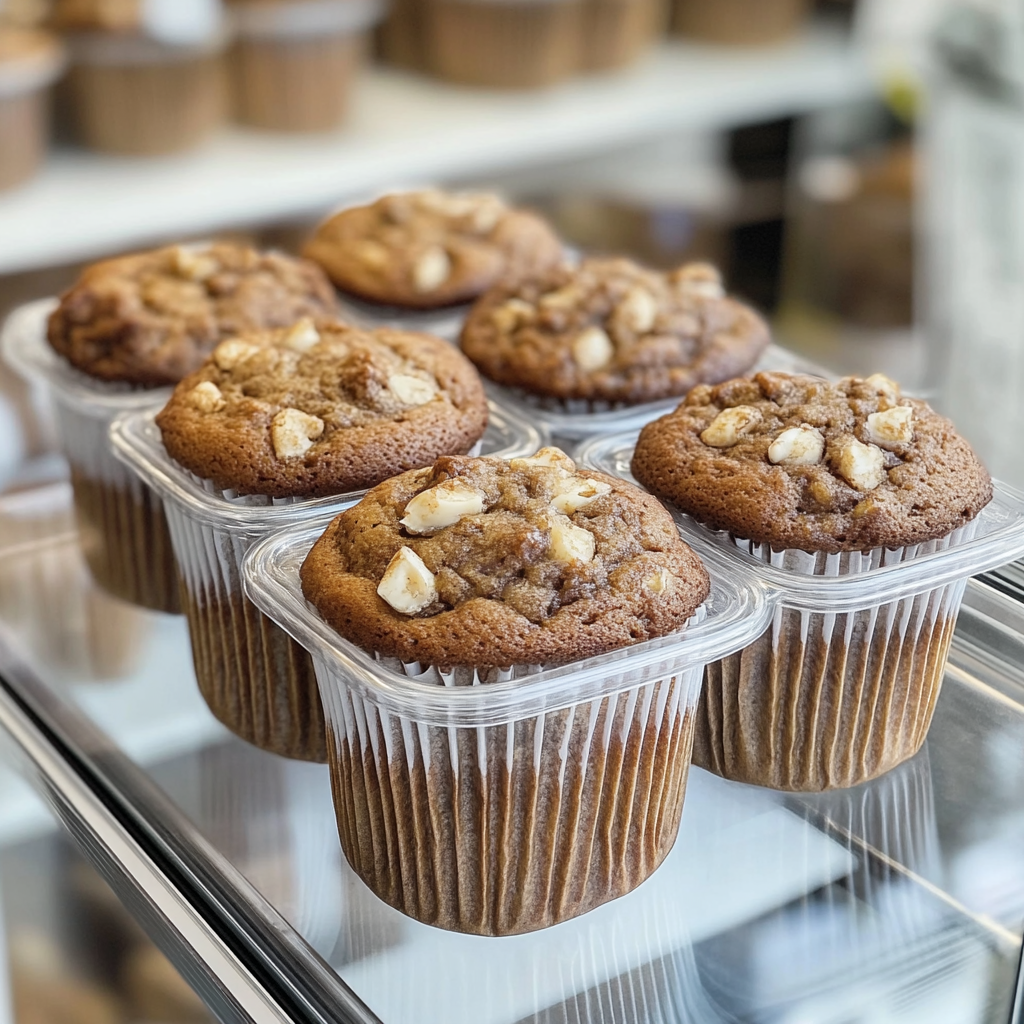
0 481 1022 1023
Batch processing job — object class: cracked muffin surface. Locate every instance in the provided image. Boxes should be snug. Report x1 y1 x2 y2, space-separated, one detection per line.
631 371 993 552
48 242 340 387
459 257 770 405
301 447 710 668
156 319 488 497
302 189 564 310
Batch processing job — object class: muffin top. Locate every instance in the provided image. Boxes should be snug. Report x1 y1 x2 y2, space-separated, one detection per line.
631 371 993 553
302 190 565 310
301 447 710 668
48 243 340 388
0 26 63 70
156 319 489 498
459 258 770 405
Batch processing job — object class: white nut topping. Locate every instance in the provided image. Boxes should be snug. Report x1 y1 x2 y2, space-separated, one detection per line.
864 373 900 408
355 239 389 269
491 298 535 334
468 196 505 233
865 406 913 447
271 408 324 459
377 546 437 615
571 326 614 372
552 477 612 514
412 247 451 293
400 481 486 533
768 425 825 466
172 245 217 282
548 515 596 564
616 286 658 334
213 339 259 371
389 374 438 406
647 569 672 594
835 437 886 492
672 263 724 300
700 406 762 448
283 318 320 353
510 447 576 473
539 285 580 310
189 381 225 413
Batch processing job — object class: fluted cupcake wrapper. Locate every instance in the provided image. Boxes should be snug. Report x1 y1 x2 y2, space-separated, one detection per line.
166 493 327 763
315 616 705 936
581 0 664 71
693 522 979 792
54 400 180 614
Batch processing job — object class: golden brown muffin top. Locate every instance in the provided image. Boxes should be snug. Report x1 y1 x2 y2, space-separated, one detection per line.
301 447 710 668
631 371 993 553
156 319 489 498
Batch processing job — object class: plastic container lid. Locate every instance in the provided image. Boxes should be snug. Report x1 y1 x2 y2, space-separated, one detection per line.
242 514 774 727
1 298 172 417
485 344 833 442
110 399 544 530
577 431 1024 611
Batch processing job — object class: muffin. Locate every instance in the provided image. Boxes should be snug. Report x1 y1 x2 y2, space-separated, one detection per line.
45 241 339 612
227 0 383 132
0 28 65 192
460 258 770 406
303 189 565 311
632 370 993 790
300 446 710 932
155 319 489 761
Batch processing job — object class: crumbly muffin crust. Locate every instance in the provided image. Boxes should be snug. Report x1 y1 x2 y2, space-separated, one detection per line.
459 258 770 404
632 371 993 552
302 190 565 310
301 447 710 668
156 320 489 497
48 243 340 387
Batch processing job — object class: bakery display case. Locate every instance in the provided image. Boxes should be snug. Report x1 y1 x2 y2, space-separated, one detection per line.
0 470 1023 1022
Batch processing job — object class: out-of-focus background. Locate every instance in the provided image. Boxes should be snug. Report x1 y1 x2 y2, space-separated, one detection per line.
1 2 1023 1023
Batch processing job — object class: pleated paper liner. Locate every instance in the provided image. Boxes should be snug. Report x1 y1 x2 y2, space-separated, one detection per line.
228 0 383 132
0 299 181 614
425 0 583 89
580 0 666 72
242 515 772 934
670 0 810 45
575 429 1024 792
109 402 543 763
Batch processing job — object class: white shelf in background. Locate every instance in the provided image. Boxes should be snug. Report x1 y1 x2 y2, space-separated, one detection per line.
0 27 874 276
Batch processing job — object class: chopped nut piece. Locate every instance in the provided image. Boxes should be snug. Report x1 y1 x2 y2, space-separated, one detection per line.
865 406 913 448
468 196 505 233
671 262 724 300
647 570 672 594
400 481 486 533
271 408 324 459
551 477 612 514
172 245 218 282
354 239 389 269
539 286 580 310
412 247 451 293
510 447 576 473
615 286 658 334
571 326 614 372
377 546 437 615
283 318 320 353
189 381 225 413
491 298 535 333
835 437 886 492
389 374 438 406
852 497 880 519
700 405 762 448
864 373 900 408
213 339 259 371
548 515 596 563
768 425 825 466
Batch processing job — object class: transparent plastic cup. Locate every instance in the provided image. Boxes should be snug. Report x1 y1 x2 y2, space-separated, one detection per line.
110 402 543 764
578 431 1024 791
337 293 470 345
242 514 772 935
1 298 180 614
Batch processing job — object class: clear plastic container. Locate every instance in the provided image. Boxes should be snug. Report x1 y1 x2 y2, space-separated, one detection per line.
336 293 470 345
487 342 832 444
109 402 543 764
578 430 1024 791
1 298 180 614
241 513 772 935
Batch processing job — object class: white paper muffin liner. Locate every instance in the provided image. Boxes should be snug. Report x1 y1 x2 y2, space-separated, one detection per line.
694 521 980 792
316 641 704 935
